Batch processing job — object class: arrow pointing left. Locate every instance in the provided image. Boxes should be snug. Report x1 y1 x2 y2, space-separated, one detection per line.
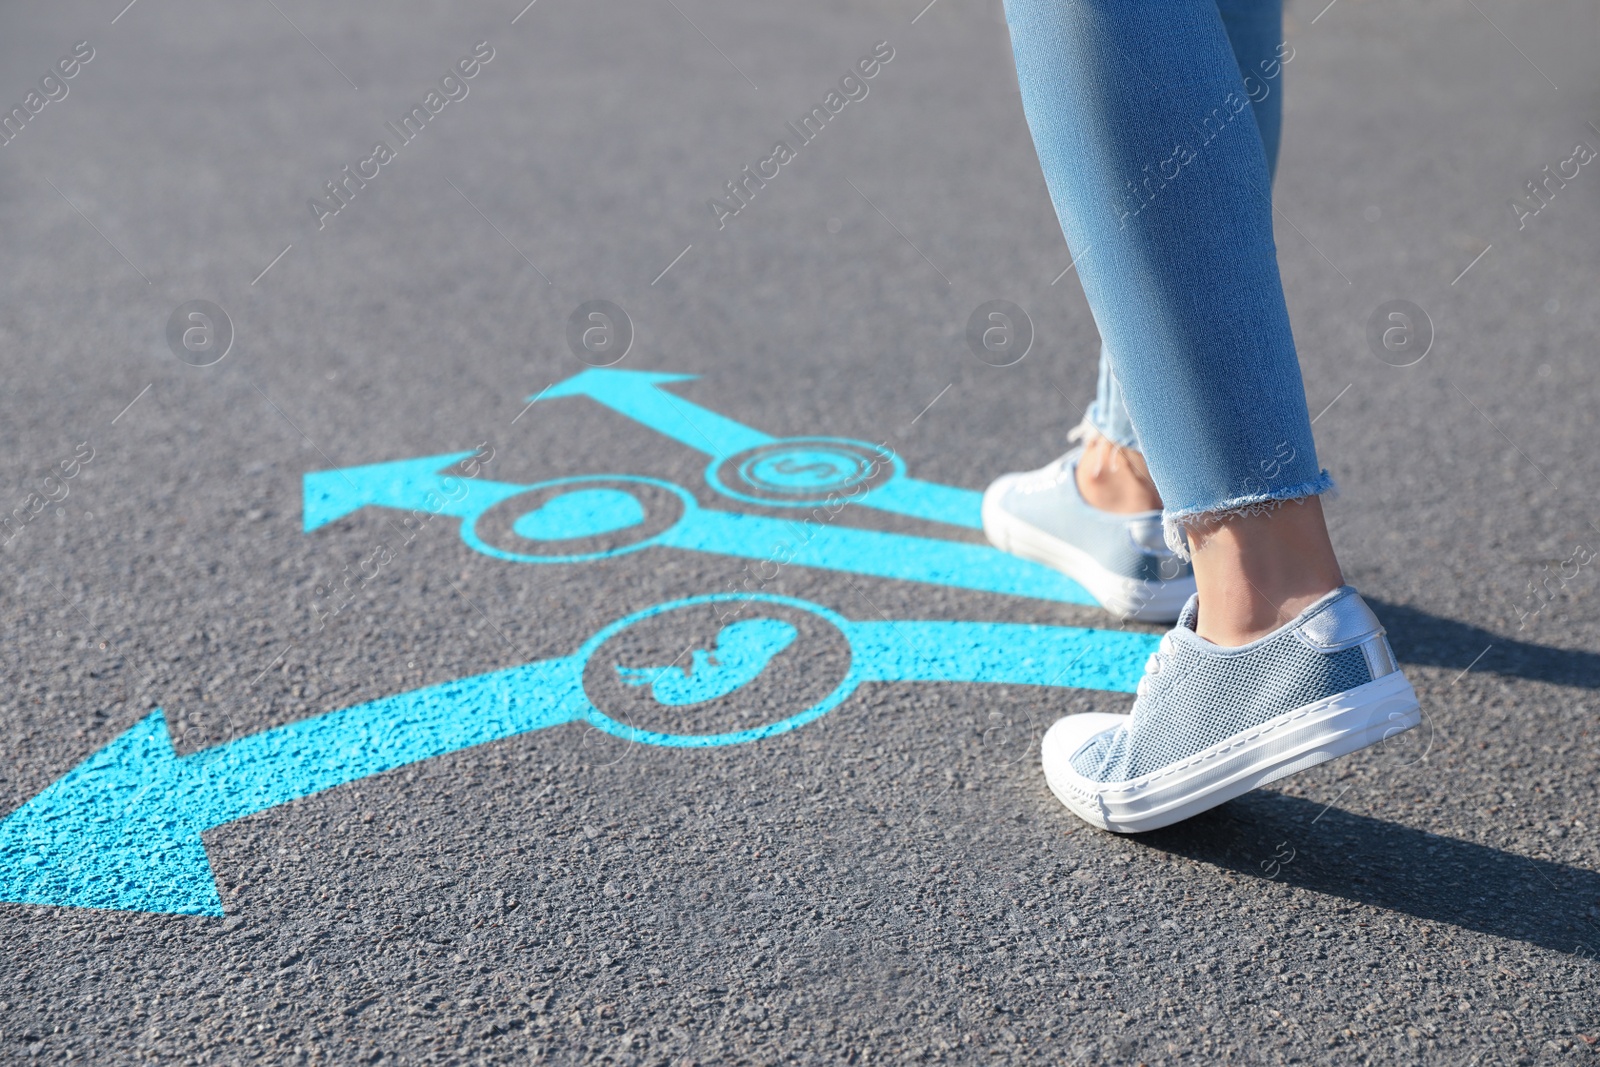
302 451 522 532
0 658 588 916
0 594 1151 916
304 456 1097 605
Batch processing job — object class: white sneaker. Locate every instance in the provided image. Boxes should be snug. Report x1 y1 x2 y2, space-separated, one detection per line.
1041 586 1421 833
982 446 1194 622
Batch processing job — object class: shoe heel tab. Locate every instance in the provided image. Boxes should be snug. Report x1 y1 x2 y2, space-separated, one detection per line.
1296 589 1384 652
1126 514 1169 555
1361 633 1400 679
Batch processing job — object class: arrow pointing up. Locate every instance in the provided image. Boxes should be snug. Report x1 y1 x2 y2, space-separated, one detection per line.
533 369 984 528
540 369 773 458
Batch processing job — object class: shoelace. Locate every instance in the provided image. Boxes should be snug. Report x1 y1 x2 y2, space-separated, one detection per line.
1134 634 1176 700
1012 416 1103 494
1011 453 1074 494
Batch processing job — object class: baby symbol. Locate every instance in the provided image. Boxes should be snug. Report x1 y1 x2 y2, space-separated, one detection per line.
616 618 798 706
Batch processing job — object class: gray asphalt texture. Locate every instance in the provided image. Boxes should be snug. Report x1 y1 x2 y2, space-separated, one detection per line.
3 0 1599 1062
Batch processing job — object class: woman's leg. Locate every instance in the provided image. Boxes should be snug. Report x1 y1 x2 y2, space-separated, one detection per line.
1077 0 1290 521
1076 349 1163 513
1008 0 1419 833
1005 0 1338 645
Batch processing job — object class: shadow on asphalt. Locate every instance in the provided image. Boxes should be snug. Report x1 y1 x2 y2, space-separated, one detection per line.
1367 597 1600 691
1139 792 1600 957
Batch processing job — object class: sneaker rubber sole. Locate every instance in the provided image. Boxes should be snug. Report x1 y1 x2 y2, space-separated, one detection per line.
1041 669 1422 833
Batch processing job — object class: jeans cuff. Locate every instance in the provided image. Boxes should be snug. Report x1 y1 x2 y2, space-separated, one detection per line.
1161 470 1338 560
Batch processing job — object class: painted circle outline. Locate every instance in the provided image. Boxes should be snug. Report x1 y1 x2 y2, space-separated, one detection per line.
461 474 696 564
573 592 860 748
704 436 905 509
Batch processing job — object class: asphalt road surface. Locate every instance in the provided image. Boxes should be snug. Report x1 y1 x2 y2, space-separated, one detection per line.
3 0 1599 1062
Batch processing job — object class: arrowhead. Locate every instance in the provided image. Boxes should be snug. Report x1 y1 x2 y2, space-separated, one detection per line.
537 368 697 402
0 711 223 916
303 451 477 531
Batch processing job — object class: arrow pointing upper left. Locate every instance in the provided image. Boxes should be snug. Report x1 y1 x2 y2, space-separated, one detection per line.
538 369 985 528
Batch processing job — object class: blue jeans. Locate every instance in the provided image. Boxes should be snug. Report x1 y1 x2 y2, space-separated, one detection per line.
1005 0 1333 547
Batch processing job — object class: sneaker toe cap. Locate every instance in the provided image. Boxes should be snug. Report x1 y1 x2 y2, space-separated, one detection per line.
1040 712 1126 777
1040 712 1126 830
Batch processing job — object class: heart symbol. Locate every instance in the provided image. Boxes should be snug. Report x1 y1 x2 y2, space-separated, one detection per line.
511 488 646 542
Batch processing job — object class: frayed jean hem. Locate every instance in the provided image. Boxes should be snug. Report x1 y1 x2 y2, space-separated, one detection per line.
1162 470 1337 559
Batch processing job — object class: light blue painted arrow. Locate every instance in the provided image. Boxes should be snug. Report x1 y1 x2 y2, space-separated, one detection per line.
536 368 984 528
0 593 1154 916
0 659 587 916
656 507 1092 603
303 451 522 532
543 370 772 458
304 460 1095 606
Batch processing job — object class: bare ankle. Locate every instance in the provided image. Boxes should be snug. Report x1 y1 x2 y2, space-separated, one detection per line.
1074 435 1163 514
1187 497 1343 646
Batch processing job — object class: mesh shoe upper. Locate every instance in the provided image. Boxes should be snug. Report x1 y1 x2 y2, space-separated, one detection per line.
1069 587 1385 783
986 448 1190 583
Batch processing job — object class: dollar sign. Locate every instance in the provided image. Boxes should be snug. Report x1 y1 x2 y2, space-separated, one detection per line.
771 458 836 479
